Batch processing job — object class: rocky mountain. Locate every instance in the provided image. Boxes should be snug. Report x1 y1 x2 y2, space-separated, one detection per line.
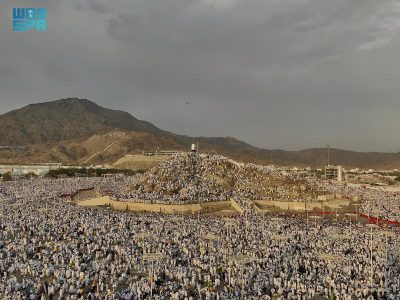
0 98 399 169
0 98 162 145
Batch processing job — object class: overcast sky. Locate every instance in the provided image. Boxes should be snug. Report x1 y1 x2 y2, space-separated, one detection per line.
1 0 400 151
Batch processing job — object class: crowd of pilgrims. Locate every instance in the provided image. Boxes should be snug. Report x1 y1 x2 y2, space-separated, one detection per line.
0 178 400 299
319 181 400 223
346 174 395 186
97 153 326 205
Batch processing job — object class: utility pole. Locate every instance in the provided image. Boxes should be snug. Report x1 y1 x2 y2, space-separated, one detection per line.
327 145 331 166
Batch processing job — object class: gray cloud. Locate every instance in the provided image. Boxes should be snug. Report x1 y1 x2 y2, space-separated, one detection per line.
1 0 400 151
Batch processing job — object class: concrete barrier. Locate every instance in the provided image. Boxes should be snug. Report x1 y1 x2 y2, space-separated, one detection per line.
77 196 350 214
77 196 231 215
77 196 111 206
359 214 400 227
230 199 244 213
253 199 350 211
249 200 263 213
200 201 231 213
317 194 336 201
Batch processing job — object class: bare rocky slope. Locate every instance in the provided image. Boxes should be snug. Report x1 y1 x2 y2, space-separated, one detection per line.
0 98 399 169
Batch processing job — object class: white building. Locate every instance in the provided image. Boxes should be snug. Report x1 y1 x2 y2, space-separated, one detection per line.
325 165 343 181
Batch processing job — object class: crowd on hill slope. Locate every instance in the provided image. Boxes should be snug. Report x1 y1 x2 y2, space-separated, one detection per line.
98 153 326 206
318 181 400 223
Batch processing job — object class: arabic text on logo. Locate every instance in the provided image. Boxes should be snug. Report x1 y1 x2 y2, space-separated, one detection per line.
13 8 47 32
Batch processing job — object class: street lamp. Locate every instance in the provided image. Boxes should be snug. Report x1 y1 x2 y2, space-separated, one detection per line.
318 251 343 299
365 223 379 293
230 254 254 300
134 231 151 270
344 213 358 235
309 215 322 230
202 233 219 268
305 194 310 232
142 253 165 299
224 219 236 263
380 230 396 290
352 203 362 222
327 144 331 166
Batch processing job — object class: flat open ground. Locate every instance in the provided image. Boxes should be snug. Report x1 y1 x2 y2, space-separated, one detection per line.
113 154 167 169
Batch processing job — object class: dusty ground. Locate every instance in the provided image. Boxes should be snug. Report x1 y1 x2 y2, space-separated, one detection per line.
113 154 167 170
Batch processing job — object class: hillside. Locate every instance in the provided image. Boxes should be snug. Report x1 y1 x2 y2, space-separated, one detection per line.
0 98 162 145
0 98 400 169
104 152 327 203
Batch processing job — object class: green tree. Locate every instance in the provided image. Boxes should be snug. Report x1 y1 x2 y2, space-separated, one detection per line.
1 172 13 181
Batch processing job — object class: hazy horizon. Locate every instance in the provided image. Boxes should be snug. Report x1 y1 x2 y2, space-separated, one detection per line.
1 0 400 152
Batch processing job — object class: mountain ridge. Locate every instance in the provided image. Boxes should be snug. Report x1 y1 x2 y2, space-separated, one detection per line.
1 98 399 169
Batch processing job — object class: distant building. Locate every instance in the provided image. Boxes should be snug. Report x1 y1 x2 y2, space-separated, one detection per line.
289 167 312 178
159 150 179 156
325 165 343 181
143 150 179 156
144 152 155 156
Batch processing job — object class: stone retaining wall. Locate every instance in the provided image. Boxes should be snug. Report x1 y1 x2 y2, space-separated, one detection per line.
77 196 349 214
253 199 350 211
77 197 231 214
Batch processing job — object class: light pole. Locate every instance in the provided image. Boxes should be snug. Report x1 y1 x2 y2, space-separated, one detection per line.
200 233 219 296
134 231 151 272
202 232 219 253
230 254 254 300
318 251 343 297
224 219 236 264
344 213 358 235
353 203 362 222
270 151 273 166
305 194 310 233
365 223 379 293
142 253 165 299
381 230 396 290
367 191 374 223
309 215 322 230
327 144 331 166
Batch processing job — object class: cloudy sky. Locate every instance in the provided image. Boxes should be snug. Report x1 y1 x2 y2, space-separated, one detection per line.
1 0 400 151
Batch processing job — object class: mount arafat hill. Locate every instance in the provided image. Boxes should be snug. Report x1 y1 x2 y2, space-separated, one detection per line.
1 98 399 169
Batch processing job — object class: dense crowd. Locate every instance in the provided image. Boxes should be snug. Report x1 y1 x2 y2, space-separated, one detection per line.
0 178 104 201
0 178 399 299
318 181 400 223
98 153 326 206
347 174 395 185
